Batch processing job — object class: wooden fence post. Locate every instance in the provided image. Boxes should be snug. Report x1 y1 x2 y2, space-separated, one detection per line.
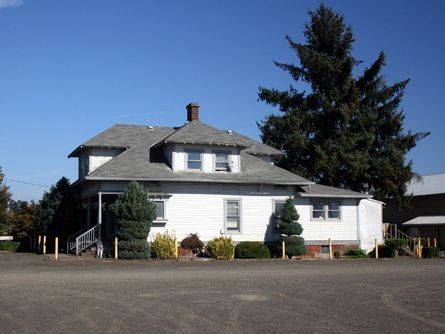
114 237 118 259
174 238 178 259
37 235 41 253
418 237 422 258
328 238 333 260
375 238 378 259
434 238 437 248
427 237 431 248
43 235 46 255
281 240 286 259
55 237 58 260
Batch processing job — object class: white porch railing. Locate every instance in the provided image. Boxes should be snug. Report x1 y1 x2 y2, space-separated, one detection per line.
68 225 99 255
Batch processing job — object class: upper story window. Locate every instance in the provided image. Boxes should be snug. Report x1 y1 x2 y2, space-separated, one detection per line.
311 201 341 220
214 150 231 172
185 149 203 171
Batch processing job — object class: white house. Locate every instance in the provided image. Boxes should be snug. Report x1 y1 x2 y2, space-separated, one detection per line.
67 103 383 256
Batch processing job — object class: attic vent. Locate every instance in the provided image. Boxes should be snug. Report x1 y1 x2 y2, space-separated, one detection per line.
147 126 154 130
226 130 233 134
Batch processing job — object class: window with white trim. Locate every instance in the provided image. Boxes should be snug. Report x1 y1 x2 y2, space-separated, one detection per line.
274 200 285 224
153 201 165 220
214 150 231 172
185 149 203 170
311 201 341 220
225 199 241 232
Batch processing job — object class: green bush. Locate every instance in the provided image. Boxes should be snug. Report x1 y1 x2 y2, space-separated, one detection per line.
235 242 270 259
0 241 21 251
278 198 303 236
369 245 395 258
422 247 440 258
111 181 156 259
207 236 234 260
344 248 367 259
334 250 341 259
282 236 306 258
180 233 204 254
151 231 177 259
384 238 407 250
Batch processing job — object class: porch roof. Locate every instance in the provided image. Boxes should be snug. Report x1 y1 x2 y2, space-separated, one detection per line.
402 216 445 226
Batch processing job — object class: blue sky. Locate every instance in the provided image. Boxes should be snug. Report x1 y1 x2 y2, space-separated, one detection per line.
0 0 444 201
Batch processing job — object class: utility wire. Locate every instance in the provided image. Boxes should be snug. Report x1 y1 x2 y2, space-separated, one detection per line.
5 178 50 189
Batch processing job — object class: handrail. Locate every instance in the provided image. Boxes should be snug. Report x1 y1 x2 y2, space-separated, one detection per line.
66 227 87 254
74 225 99 255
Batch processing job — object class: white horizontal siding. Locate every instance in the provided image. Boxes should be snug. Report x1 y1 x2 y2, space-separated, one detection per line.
87 148 121 174
297 198 358 242
96 181 381 246
169 144 240 173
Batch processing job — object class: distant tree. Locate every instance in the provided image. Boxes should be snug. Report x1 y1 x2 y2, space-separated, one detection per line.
278 198 305 257
38 177 71 235
9 200 40 239
258 4 429 206
111 181 156 259
0 167 12 235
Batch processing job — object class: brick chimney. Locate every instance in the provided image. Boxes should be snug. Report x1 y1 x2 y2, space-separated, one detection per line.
186 103 200 122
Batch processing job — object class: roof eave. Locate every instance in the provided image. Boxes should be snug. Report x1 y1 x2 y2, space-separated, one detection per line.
297 193 372 199
84 175 314 186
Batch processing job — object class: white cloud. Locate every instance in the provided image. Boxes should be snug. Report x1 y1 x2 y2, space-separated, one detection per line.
0 0 23 10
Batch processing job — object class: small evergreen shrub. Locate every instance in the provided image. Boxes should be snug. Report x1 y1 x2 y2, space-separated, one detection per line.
235 241 270 259
422 247 440 258
151 231 177 259
282 236 306 257
278 198 303 236
111 181 156 259
207 236 234 260
384 238 407 250
180 233 204 254
344 248 367 259
0 241 21 251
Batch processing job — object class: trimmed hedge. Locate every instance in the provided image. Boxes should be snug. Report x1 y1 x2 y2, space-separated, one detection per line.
384 238 407 250
344 248 367 259
0 241 21 252
207 236 234 260
235 242 270 259
422 247 440 258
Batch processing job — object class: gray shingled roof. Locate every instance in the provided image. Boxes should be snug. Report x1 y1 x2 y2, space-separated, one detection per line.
68 125 174 157
297 184 372 198
86 149 310 185
163 121 255 147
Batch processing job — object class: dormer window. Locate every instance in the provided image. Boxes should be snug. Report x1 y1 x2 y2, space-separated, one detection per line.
214 150 231 172
185 148 203 171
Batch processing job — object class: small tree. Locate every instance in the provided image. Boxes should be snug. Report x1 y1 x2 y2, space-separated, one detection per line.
111 181 156 259
0 167 12 235
279 198 306 257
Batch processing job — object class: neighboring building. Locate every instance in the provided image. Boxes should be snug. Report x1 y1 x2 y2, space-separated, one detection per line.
384 173 445 249
67 103 383 255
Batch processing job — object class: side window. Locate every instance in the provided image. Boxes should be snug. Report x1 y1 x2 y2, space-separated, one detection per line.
151 200 166 221
311 201 341 220
225 199 241 233
214 150 231 172
185 149 203 171
274 201 285 223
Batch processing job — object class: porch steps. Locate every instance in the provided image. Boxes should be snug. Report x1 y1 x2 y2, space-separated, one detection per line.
67 225 100 256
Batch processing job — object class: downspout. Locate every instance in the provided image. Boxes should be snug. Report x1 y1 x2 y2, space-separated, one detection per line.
356 198 361 250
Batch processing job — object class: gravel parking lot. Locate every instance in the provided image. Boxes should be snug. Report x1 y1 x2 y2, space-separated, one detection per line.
1 252 444 334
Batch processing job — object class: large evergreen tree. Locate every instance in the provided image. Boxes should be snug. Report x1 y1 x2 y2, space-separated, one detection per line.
258 4 429 205
111 181 156 259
